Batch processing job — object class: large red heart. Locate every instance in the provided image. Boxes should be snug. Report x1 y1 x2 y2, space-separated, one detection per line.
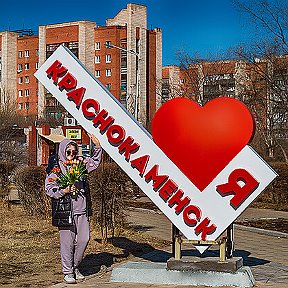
152 97 255 191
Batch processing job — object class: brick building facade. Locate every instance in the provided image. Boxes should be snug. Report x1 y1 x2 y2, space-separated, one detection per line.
0 3 162 128
162 57 288 159
162 60 273 104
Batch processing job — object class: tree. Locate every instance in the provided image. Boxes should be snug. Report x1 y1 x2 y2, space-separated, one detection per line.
0 89 27 163
234 0 288 162
159 66 184 104
177 51 238 105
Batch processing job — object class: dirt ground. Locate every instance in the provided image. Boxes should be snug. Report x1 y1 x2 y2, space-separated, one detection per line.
0 203 169 288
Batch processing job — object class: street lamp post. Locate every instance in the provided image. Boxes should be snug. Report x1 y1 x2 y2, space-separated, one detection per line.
105 43 140 121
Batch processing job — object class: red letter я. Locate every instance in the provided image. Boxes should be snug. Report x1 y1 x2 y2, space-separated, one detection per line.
194 217 217 241
46 60 67 84
216 168 260 210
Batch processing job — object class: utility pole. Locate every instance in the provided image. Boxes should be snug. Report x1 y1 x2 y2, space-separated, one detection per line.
105 43 140 121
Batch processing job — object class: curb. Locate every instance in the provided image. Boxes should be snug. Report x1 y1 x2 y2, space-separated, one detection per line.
234 224 288 238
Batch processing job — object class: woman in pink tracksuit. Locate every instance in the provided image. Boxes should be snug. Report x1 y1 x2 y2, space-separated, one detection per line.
45 134 102 284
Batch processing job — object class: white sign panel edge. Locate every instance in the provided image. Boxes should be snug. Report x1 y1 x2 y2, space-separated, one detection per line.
35 45 278 249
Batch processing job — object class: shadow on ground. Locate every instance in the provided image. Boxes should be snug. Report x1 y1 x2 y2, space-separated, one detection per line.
128 224 155 232
181 249 270 267
79 237 270 276
79 236 168 276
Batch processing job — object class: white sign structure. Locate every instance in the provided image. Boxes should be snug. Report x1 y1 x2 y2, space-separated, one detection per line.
35 46 277 253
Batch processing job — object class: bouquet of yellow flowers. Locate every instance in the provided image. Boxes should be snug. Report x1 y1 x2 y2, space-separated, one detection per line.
48 158 87 196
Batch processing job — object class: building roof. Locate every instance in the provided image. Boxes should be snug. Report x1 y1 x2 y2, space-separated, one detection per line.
38 133 67 143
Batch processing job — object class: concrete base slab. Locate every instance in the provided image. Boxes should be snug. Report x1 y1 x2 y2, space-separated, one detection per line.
167 256 243 272
111 261 255 287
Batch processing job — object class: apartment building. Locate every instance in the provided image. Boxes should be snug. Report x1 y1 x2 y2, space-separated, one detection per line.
0 4 162 127
163 57 288 160
162 60 247 104
162 65 182 103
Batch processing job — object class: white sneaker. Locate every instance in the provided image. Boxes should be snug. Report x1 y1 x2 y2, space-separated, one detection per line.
64 273 76 284
74 268 85 280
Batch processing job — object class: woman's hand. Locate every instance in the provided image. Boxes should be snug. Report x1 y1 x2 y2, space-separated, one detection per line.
70 185 77 195
62 186 71 194
87 132 101 148
63 185 77 194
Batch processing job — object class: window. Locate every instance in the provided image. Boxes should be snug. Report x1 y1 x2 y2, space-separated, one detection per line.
36 62 39 69
106 54 112 63
36 89 38 96
25 50 29 57
25 89 30 97
106 83 111 91
68 42 78 50
18 77 23 84
17 64 23 71
95 70 100 78
105 41 111 48
95 42 100 50
24 63 29 70
95 55 100 63
18 90 23 97
106 69 111 77
18 51 23 58
18 103 23 110
25 76 29 84
36 49 39 56
25 102 30 110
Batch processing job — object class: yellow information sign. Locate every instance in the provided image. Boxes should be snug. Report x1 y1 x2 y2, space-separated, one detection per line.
66 129 82 140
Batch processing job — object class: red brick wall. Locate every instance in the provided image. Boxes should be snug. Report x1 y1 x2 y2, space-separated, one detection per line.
28 125 37 166
41 124 50 165
61 126 90 145
94 26 127 101
162 67 170 79
46 25 78 44
147 30 157 125
202 61 236 75
17 36 39 119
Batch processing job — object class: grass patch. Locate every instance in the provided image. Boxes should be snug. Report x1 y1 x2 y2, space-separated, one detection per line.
0 203 169 287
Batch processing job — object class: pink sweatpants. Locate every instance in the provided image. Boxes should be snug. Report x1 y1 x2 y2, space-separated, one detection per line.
58 214 90 274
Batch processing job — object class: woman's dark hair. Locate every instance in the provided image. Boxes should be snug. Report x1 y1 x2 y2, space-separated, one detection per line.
66 142 78 151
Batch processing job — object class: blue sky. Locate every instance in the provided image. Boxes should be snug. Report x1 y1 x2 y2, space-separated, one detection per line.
1 0 255 65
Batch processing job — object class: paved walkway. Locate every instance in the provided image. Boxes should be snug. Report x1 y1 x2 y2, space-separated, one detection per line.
51 202 288 288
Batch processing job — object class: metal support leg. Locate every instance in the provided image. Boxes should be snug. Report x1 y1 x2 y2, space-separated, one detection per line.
172 224 180 257
226 223 234 259
175 235 182 260
219 238 227 262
